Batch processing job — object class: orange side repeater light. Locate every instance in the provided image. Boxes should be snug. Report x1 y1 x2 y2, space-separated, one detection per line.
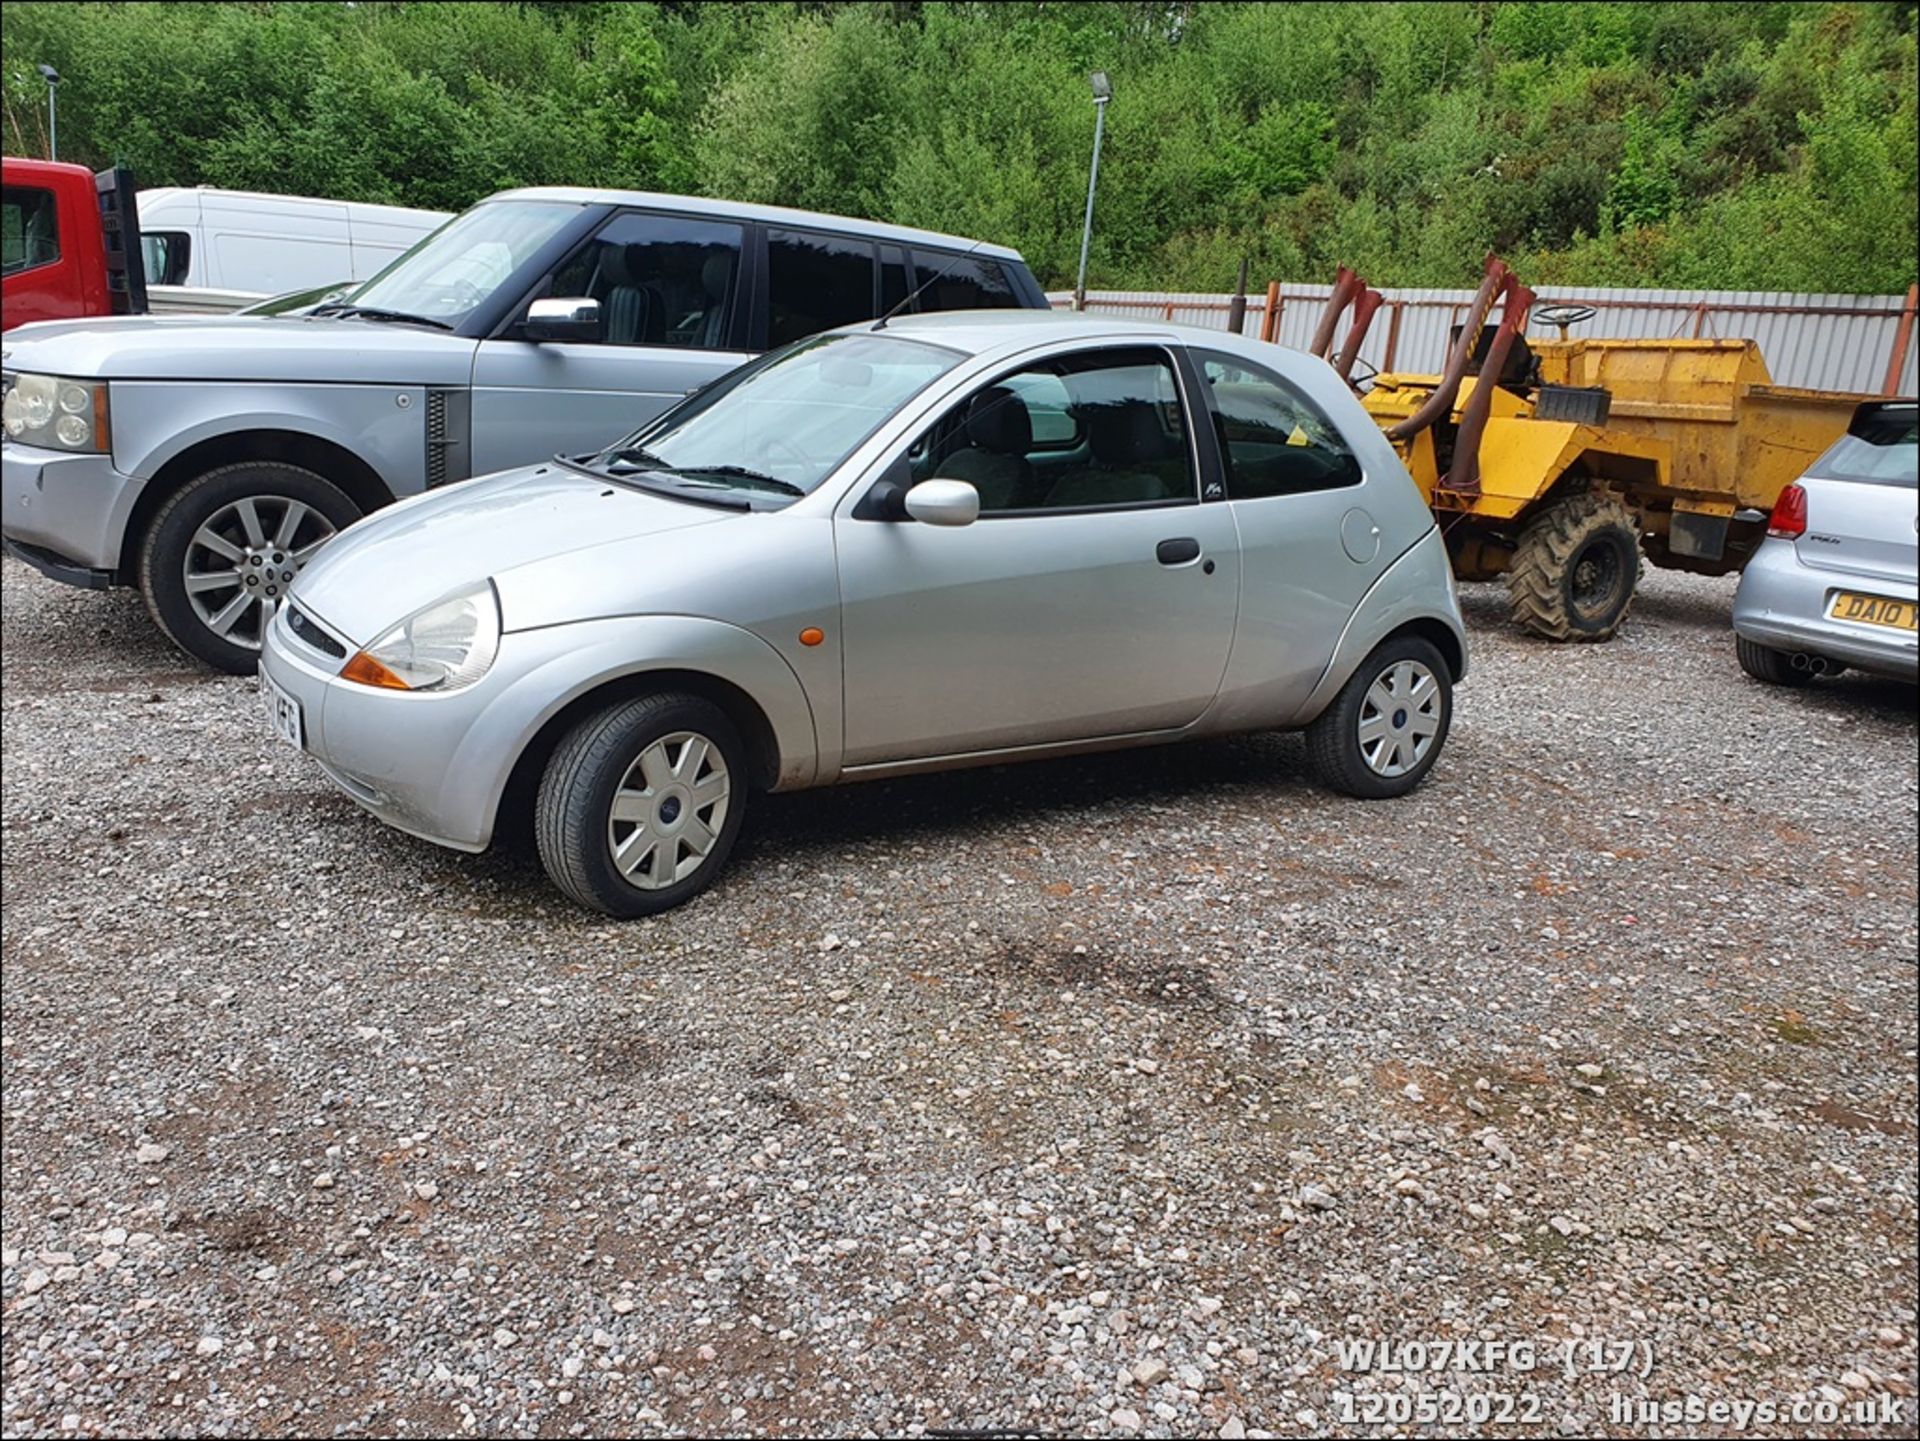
799 627 825 647
341 652 412 689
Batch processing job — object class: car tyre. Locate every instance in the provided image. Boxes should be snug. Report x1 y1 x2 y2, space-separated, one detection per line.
1306 634 1453 799
1735 635 1816 687
141 462 360 674
536 693 747 918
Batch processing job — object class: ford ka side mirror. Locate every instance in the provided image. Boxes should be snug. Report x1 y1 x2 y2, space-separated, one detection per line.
524 297 602 344
904 479 981 527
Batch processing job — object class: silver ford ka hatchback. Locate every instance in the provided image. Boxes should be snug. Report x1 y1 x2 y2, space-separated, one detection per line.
260 312 1468 916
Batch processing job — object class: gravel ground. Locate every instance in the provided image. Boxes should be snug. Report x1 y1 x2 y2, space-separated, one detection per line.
2 552 1916 1440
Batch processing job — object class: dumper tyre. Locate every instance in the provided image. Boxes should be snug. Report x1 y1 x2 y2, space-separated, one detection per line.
1507 493 1641 642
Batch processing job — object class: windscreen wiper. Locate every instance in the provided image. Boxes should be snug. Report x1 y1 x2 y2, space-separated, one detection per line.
601 454 806 498
670 464 807 497
552 454 750 510
311 303 453 331
600 445 673 472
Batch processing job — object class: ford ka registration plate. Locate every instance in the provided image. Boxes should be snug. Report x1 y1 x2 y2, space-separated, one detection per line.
262 673 304 750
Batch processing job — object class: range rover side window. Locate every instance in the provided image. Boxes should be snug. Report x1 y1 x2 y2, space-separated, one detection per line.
546 212 744 349
879 244 911 315
909 250 1018 312
768 228 877 346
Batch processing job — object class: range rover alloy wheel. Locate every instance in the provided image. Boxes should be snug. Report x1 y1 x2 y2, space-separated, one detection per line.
141 462 360 673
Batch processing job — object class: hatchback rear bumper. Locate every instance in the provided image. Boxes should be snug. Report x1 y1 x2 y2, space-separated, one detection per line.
1732 538 1918 681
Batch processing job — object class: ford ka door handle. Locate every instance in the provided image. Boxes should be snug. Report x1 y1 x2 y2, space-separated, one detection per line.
1156 537 1201 566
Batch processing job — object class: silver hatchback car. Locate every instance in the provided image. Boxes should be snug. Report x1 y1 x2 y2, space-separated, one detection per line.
260 313 1468 916
1732 401 1917 687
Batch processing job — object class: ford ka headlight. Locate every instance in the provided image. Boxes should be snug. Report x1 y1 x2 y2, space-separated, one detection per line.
2 373 110 452
340 581 500 692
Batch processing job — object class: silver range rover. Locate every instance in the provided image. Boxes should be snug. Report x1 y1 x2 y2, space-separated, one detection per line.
1732 400 1918 687
1 187 1047 673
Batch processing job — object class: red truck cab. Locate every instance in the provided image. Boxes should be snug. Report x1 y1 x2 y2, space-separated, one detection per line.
2 158 148 330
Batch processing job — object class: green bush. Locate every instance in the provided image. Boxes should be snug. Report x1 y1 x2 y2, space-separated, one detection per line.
2 0 1912 292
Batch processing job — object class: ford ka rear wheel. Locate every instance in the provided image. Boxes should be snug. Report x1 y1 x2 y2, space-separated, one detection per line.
1306 635 1453 799
535 693 747 917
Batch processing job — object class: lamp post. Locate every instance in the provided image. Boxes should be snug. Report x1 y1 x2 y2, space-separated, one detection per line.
1073 70 1111 313
36 64 60 160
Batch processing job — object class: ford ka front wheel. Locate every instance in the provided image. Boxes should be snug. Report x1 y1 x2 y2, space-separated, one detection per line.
535 693 748 917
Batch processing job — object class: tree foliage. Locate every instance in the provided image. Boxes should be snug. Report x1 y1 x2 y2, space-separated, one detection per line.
3 1 1913 291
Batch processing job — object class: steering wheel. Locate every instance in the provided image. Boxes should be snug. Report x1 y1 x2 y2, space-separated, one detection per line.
1348 355 1380 390
435 278 486 313
1533 303 1597 332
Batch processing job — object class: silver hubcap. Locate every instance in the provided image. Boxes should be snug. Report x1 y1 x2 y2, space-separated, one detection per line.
605 731 731 890
1358 659 1442 777
184 495 335 651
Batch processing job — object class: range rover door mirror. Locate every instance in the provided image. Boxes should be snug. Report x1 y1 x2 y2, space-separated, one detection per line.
524 297 602 343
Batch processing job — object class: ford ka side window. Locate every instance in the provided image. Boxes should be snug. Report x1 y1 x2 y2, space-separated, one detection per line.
910 348 1196 513
1197 349 1363 497
546 212 744 349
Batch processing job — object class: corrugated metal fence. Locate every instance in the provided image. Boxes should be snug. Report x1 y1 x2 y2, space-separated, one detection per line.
1050 283 1920 396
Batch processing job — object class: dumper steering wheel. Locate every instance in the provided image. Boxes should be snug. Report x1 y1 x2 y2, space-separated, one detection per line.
1533 303 1597 338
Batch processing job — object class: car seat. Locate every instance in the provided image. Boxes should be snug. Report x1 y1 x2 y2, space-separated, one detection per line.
600 243 659 345
1043 403 1182 508
937 387 1034 510
694 252 734 348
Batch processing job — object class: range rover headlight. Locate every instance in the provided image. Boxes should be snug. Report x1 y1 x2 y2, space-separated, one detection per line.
340 581 500 693
2 373 109 453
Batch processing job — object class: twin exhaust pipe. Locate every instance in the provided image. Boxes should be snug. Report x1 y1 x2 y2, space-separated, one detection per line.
1789 652 1836 675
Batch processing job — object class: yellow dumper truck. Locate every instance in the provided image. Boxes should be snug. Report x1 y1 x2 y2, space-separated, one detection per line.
1314 259 1879 640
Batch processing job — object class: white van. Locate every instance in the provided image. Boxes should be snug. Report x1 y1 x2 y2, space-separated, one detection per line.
135 188 452 297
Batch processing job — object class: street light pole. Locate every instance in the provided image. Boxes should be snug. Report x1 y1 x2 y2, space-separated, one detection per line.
36 65 60 160
1073 71 1111 313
